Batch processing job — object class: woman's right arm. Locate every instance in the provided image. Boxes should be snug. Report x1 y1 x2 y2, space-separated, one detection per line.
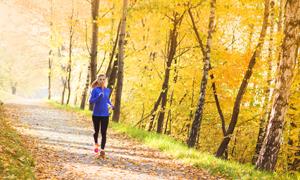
89 89 103 103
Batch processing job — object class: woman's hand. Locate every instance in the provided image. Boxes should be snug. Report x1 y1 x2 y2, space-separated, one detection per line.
98 92 104 97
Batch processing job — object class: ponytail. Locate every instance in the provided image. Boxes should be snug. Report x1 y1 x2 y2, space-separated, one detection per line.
91 79 99 88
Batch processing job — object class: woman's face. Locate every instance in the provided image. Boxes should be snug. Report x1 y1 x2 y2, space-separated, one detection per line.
97 76 106 86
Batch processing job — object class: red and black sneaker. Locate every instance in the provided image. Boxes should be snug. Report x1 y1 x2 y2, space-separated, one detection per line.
94 144 99 155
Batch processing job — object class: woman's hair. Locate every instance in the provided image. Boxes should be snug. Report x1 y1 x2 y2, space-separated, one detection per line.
91 74 106 88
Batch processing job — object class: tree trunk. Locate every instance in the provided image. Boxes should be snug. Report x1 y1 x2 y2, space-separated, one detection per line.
48 50 52 100
80 65 90 110
187 0 216 147
276 0 284 68
254 0 285 163
107 56 118 95
210 70 227 142
48 0 53 100
252 0 275 164
74 70 82 105
215 0 270 157
106 21 121 96
256 0 300 171
112 0 128 122
148 93 162 131
66 8 75 105
157 13 183 133
164 57 179 134
106 21 121 79
188 6 226 146
61 78 67 105
89 0 100 110
157 63 172 133
288 121 300 171
148 43 167 131
187 76 196 139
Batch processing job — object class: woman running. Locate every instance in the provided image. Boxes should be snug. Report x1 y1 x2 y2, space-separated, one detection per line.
89 74 114 158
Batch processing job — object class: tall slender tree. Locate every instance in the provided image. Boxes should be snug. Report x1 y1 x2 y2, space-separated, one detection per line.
48 0 54 100
74 70 82 105
112 0 128 122
215 0 270 157
256 0 300 171
89 0 100 110
188 1 225 150
80 20 91 110
156 12 185 133
187 0 216 147
48 50 52 100
252 0 275 164
66 3 76 105
80 64 90 109
106 20 121 94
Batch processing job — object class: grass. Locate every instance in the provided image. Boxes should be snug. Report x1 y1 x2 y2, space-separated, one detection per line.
48 100 299 180
0 106 35 179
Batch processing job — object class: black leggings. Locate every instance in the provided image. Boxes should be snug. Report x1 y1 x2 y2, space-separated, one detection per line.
92 116 109 149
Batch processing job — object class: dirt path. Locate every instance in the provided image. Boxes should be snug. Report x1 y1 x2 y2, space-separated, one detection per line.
3 100 223 179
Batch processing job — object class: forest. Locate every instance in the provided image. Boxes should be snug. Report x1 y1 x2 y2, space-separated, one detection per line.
0 0 299 176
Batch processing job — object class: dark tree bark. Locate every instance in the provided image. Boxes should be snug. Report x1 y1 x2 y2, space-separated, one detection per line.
256 0 300 171
288 121 300 171
89 0 100 110
187 0 216 147
189 5 226 140
112 0 128 122
80 65 90 110
147 50 165 131
58 46 67 105
106 21 121 79
90 0 99 84
61 77 67 105
148 93 163 131
80 20 91 110
157 12 184 133
107 55 118 95
106 21 121 97
164 57 180 135
215 0 270 157
48 0 53 100
66 6 75 105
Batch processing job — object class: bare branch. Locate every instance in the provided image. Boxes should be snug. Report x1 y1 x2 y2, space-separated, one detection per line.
100 7 114 19
188 8 206 57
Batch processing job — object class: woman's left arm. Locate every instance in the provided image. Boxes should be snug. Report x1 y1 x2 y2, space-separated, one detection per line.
107 89 114 109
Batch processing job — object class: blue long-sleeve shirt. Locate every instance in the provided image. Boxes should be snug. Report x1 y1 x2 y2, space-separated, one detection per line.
89 87 112 117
